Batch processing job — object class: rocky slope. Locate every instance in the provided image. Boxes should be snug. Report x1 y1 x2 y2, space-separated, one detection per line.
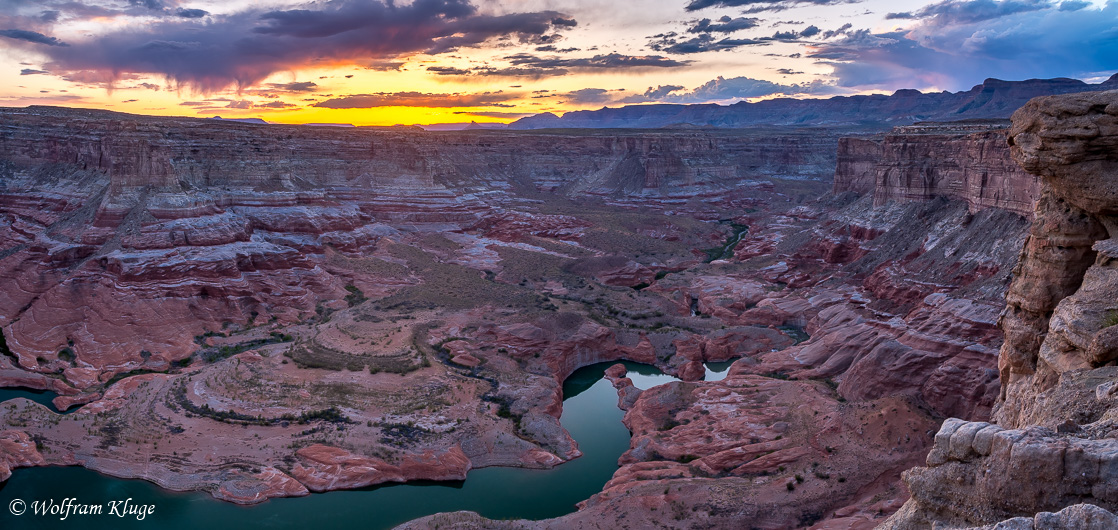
511 76 1118 130
883 90 1118 528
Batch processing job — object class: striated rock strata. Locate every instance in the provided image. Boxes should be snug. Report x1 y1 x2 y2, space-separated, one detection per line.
0 98 1059 527
886 90 1118 528
834 121 1040 216
0 106 844 390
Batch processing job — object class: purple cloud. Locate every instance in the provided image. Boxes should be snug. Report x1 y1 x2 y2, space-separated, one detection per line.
20 0 574 92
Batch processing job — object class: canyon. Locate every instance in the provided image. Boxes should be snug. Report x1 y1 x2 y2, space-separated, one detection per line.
0 84 1115 529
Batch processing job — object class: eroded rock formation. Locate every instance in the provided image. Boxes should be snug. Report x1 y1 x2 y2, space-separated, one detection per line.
834 122 1040 216
400 138 1036 528
0 106 844 392
886 90 1118 528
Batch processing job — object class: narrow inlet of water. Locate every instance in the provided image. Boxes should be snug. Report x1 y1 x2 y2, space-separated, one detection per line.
0 360 734 529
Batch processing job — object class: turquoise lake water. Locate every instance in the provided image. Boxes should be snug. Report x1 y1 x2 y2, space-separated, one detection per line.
0 361 730 529
0 388 63 414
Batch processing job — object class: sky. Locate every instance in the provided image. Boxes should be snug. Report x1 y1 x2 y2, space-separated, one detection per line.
0 0 1115 125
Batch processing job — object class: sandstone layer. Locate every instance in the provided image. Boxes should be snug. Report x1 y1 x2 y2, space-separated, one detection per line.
834 121 1040 217
0 105 846 392
885 90 1118 528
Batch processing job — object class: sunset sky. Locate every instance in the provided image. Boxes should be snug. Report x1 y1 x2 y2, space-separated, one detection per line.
0 0 1115 126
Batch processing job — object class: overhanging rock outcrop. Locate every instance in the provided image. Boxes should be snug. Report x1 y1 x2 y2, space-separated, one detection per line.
882 90 1118 528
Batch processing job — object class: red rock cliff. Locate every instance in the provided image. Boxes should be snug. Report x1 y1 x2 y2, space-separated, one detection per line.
834 122 1041 217
883 90 1118 529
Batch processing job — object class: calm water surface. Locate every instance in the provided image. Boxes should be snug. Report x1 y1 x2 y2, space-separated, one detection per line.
0 361 733 529
0 388 63 414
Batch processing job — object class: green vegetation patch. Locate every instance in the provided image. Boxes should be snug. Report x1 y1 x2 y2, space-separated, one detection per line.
286 342 424 374
373 243 537 311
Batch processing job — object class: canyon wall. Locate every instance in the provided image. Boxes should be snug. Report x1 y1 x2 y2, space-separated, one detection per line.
0 106 842 198
885 90 1118 528
834 121 1041 217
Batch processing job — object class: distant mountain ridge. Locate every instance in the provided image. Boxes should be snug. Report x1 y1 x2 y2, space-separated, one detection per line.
510 75 1118 130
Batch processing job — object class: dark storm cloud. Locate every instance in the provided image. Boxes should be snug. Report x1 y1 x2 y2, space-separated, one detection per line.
652 20 836 53
688 16 760 33
427 65 472 75
314 91 517 109
799 25 821 37
18 0 575 92
251 1 561 54
174 8 207 18
0 28 67 46
649 33 768 53
535 45 579 52
472 66 568 77
768 24 827 41
810 1 1118 91
822 23 853 38
685 0 862 14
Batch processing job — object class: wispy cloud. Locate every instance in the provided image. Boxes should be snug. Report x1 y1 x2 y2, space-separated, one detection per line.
685 0 863 14
0 29 67 47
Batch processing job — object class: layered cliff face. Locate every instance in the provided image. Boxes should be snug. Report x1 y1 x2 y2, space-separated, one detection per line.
885 90 1118 528
1 106 843 197
834 122 1040 217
